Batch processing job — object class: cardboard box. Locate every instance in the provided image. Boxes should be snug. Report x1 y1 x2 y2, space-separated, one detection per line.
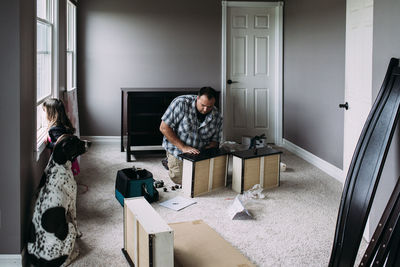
180 149 228 198
169 220 255 267
123 197 174 267
232 147 282 193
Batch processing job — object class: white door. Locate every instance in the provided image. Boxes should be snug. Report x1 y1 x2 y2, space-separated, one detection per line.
343 0 374 174
225 5 277 144
343 0 374 240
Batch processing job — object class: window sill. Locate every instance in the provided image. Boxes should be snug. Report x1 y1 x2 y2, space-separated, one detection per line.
36 128 47 161
35 138 47 161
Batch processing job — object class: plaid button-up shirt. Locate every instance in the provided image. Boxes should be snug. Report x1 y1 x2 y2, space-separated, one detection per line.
161 95 223 158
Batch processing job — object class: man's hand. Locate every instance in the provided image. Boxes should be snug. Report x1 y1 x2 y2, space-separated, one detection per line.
160 121 200 154
181 146 200 154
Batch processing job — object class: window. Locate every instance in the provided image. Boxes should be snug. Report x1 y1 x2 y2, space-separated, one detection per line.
66 0 76 91
36 0 57 156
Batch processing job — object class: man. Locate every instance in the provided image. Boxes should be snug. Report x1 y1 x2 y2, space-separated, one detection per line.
160 87 223 185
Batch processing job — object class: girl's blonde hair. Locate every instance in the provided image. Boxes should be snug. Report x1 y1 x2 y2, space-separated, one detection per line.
43 98 76 134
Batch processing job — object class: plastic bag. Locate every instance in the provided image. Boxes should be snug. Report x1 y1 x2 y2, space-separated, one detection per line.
219 141 248 152
242 184 265 201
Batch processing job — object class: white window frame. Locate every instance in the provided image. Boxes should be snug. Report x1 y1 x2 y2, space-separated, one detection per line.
66 0 77 91
36 0 59 160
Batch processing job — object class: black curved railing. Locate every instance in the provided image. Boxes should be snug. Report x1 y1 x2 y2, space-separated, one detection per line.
329 58 400 266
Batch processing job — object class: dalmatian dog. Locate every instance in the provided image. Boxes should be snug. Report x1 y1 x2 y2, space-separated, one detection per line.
27 135 90 267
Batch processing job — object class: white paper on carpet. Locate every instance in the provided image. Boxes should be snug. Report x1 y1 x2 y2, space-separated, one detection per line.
159 196 197 211
228 195 253 220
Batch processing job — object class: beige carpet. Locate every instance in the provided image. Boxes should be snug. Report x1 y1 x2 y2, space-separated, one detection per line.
70 141 367 267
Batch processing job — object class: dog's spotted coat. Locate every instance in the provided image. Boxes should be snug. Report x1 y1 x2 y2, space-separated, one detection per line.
27 135 88 267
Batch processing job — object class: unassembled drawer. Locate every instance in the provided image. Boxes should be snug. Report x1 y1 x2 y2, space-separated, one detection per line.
180 149 229 198
123 197 174 267
231 147 282 194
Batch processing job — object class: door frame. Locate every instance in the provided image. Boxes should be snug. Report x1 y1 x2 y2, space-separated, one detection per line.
221 1 284 145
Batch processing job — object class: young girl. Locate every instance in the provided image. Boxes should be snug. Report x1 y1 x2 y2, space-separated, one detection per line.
43 98 80 175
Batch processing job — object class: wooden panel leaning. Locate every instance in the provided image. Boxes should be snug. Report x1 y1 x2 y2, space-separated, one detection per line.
231 147 282 194
123 197 174 267
170 220 255 267
180 148 229 198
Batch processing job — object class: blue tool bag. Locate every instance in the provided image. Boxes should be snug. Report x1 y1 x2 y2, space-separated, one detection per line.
115 166 159 206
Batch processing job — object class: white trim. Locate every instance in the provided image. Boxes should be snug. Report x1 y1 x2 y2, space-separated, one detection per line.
80 136 119 143
275 3 284 146
35 138 47 161
133 217 138 267
36 0 59 161
208 158 215 191
131 145 163 151
224 156 229 186
259 156 265 186
0 255 22 267
221 2 227 140
221 1 284 145
223 1 283 8
282 139 345 184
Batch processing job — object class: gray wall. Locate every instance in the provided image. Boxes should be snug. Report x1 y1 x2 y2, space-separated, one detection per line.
283 0 346 169
368 0 400 239
0 0 68 257
78 0 346 167
77 0 222 136
0 0 22 253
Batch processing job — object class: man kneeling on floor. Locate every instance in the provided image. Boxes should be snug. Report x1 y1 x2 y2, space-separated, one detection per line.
159 87 223 185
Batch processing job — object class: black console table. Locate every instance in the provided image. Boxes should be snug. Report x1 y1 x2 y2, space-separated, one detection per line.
121 88 199 161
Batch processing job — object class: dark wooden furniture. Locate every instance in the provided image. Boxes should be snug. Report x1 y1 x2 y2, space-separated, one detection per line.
329 58 400 266
121 88 198 161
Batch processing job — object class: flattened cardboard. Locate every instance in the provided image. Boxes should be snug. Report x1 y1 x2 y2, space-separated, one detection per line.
169 220 255 267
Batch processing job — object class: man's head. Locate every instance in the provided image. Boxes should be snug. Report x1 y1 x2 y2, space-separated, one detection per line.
196 87 217 114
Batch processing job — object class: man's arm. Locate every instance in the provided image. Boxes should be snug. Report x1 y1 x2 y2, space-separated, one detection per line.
205 114 223 149
159 121 200 154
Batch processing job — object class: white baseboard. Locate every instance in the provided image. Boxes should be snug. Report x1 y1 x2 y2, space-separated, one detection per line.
80 136 119 143
0 255 22 267
282 139 345 184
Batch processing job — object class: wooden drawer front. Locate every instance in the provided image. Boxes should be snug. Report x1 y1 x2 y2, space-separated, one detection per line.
232 154 280 193
243 157 261 191
193 159 210 197
212 155 228 189
182 155 228 198
263 154 280 189
124 197 174 267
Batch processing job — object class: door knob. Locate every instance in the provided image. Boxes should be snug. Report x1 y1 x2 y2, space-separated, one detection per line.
339 102 349 110
227 79 238 84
